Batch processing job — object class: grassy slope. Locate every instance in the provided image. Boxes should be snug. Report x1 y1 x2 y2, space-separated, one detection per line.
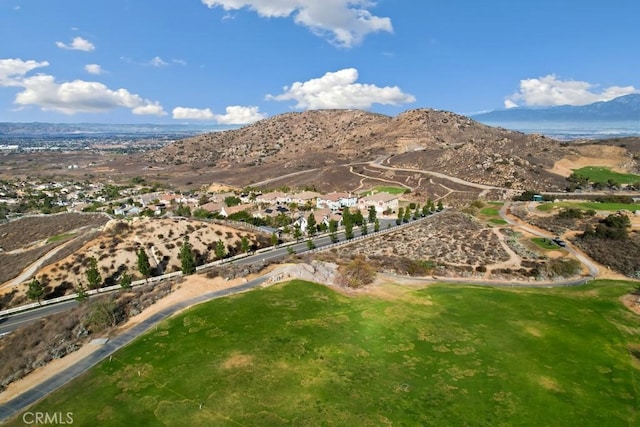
537 201 640 212
531 237 559 249
573 166 640 185
10 280 640 426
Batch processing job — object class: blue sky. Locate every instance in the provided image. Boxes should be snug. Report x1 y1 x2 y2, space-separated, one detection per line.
1 0 639 124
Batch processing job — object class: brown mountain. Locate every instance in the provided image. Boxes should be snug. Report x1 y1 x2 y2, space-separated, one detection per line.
145 109 636 197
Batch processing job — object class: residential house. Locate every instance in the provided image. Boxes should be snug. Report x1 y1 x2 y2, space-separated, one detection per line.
315 208 343 227
290 191 322 206
316 192 358 210
358 192 399 214
219 203 254 218
255 191 290 205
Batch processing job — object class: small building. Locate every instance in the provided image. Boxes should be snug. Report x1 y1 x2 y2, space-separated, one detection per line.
358 192 399 214
316 192 358 210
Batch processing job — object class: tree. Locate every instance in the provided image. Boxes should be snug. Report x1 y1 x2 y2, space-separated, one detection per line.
241 236 250 253
368 205 377 223
352 210 364 226
293 225 302 242
86 257 102 291
339 256 376 288
307 213 317 237
224 196 241 207
422 204 429 217
119 272 132 289
75 282 88 302
137 248 151 279
27 277 44 303
396 207 404 225
413 204 420 220
180 238 196 275
360 220 368 235
215 239 227 259
403 206 411 223
329 219 339 243
174 203 191 217
437 200 444 211
271 232 279 247
374 218 380 232
306 239 316 250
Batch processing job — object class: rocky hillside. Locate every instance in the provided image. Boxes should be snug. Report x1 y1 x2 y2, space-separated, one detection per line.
146 108 609 191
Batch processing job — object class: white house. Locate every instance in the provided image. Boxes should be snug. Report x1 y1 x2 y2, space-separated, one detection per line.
316 192 358 210
358 192 399 214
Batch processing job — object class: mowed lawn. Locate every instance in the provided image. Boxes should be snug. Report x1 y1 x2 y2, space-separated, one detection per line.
537 201 640 212
573 166 640 185
12 280 640 426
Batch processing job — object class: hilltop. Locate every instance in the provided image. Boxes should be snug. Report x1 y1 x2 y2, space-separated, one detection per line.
147 108 576 192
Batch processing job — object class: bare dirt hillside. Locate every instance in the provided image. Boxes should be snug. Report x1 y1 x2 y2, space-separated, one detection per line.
146 109 586 191
0 218 270 309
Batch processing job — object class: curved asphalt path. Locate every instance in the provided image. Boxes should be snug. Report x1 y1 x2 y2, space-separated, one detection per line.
0 276 269 423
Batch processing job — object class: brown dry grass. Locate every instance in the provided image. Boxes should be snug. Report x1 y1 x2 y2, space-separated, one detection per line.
0 217 269 310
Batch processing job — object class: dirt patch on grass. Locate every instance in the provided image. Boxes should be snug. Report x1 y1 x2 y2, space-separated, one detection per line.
621 293 640 316
222 353 254 370
538 376 562 392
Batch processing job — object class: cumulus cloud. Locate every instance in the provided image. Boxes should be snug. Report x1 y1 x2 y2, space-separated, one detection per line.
505 75 639 108
172 107 215 120
266 68 415 110
172 105 266 124
201 0 392 47
0 58 49 86
214 105 266 124
84 64 103 75
14 75 165 115
55 36 95 52
1 57 165 116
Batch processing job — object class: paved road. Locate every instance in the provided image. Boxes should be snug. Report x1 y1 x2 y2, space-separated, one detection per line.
0 276 270 423
0 218 399 335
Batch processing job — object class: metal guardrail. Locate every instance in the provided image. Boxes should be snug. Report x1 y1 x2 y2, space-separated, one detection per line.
0 211 443 317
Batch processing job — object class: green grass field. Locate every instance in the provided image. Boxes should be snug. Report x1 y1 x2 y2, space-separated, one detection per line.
480 207 500 216
531 237 558 250
362 186 408 195
536 201 640 213
11 280 640 426
46 233 76 243
573 166 640 185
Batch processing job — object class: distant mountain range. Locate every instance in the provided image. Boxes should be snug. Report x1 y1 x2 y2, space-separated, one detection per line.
472 93 640 122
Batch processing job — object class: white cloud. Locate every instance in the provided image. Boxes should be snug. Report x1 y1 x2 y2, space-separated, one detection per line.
172 107 215 120
201 0 392 47
266 68 415 110
172 105 266 124
13 75 165 116
0 58 49 86
505 75 639 108
1 57 165 116
215 105 266 124
55 36 95 52
149 56 168 67
84 64 103 75
504 99 518 109
172 59 187 66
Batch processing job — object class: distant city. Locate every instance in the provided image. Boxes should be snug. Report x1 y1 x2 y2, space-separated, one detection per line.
0 123 238 151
